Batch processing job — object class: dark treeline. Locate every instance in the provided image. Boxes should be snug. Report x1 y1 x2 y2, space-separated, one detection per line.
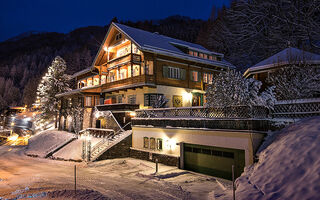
0 0 319 109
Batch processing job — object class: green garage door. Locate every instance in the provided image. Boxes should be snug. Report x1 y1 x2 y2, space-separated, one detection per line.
184 143 245 180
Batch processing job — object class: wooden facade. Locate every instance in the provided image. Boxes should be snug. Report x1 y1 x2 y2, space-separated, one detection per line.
58 23 234 110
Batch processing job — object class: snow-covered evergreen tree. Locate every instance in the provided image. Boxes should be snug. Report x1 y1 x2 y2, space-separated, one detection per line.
68 98 84 134
36 56 71 128
205 70 276 109
267 64 320 100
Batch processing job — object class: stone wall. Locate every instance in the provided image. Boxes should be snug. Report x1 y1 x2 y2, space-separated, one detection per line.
130 148 179 167
96 134 132 160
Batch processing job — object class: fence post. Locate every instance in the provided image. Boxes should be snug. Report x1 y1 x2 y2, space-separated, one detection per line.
232 165 235 200
155 158 158 174
74 165 77 196
82 140 86 160
87 140 91 162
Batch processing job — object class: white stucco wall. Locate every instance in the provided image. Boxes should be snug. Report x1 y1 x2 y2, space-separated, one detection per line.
132 126 264 166
107 85 204 108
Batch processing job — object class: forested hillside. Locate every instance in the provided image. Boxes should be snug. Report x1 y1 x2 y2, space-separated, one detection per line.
0 0 319 109
0 16 205 109
197 0 320 71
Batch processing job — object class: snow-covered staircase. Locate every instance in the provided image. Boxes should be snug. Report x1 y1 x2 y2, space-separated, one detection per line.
90 130 132 161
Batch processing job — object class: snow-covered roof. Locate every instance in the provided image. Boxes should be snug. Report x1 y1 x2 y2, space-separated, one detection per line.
55 85 101 98
244 47 320 76
71 68 92 78
113 23 235 69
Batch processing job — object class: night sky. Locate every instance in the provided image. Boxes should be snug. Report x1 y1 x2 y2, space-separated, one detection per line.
0 0 231 42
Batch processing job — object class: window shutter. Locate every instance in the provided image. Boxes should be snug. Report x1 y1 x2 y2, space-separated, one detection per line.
180 68 186 80
198 71 201 82
162 66 168 78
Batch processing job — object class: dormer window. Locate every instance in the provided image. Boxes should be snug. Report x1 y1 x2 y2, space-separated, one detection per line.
193 51 198 57
115 33 122 41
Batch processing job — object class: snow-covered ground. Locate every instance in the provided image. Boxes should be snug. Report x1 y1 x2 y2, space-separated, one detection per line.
25 130 75 158
236 116 320 200
0 140 232 199
52 137 102 161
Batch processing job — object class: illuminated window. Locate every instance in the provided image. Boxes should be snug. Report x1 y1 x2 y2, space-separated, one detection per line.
119 68 127 80
150 137 156 149
143 137 149 148
203 73 214 84
85 96 92 107
203 54 208 59
93 77 99 86
199 53 203 58
157 138 163 150
87 78 93 86
132 43 140 54
193 51 198 57
145 61 153 75
189 51 193 56
169 67 180 79
108 71 116 82
191 71 200 82
101 75 106 84
94 96 100 106
133 65 140 76
209 55 213 60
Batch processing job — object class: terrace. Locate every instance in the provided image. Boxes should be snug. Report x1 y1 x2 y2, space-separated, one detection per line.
132 106 271 132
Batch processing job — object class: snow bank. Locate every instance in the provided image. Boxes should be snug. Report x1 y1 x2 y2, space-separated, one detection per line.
52 137 102 161
25 130 75 158
236 116 320 200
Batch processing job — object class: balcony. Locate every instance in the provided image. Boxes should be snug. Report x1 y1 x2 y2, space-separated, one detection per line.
102 74 155 92
106 53 141 68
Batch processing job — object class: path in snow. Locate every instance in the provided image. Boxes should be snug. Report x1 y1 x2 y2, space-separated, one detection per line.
52 137 102 161
0 144 232 200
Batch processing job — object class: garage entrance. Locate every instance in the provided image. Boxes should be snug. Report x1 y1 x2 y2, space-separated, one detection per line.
183 143 245 180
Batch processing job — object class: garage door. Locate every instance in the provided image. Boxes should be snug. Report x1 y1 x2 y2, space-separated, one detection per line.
184 143 245 180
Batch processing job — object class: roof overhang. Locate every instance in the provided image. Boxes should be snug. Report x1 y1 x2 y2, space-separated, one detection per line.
244 60 320 77
141 46 235 69
56 85 102 98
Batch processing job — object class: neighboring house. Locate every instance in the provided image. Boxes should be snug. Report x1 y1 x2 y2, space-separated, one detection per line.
56 22 235 131
244 47 320 89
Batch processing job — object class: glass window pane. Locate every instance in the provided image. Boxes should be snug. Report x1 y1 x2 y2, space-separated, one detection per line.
143 137 149 148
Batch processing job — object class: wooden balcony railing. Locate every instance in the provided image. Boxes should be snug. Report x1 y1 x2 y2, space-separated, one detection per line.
105 53 141 68
102 74 155 90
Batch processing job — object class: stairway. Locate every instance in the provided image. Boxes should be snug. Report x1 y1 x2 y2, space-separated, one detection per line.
90 130 132 161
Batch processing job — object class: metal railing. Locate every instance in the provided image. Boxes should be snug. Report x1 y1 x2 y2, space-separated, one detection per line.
272 98 320 119
90 122 131 156
135 106 269 119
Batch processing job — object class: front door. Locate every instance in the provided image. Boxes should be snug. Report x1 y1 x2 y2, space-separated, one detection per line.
192 93 203 106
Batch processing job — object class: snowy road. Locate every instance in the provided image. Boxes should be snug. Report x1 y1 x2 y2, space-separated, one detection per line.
0 145 231 200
